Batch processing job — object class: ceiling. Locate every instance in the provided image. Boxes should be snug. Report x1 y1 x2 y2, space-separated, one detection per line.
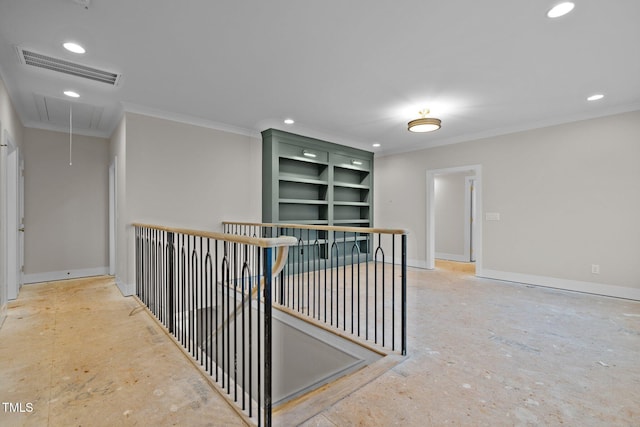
0 1 639 155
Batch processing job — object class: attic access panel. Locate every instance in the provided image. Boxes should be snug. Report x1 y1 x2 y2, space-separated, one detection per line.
34 94 104 131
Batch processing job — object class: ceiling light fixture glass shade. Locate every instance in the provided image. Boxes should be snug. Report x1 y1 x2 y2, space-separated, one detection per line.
64 90 80 98
408 109 441 133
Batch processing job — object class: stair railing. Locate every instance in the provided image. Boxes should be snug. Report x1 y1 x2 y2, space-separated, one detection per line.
134 223 296 427
223 221 408 356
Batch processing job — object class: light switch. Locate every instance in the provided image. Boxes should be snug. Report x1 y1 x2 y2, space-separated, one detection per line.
485 212 501 221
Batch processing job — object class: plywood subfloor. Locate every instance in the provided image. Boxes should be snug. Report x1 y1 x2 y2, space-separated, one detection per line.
2 269 640 426
290 268 640 426
0 276 247 427
435 259 476 274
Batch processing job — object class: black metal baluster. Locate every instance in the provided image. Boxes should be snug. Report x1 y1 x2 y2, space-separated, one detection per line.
343 231 347 331
135 227 140 298
313 239 320 319
257 247 262 427
221 244 228 390
167 232 175 334
182 236 187 349
198 237 203 366
330 236 338 327
351 235 360 335
392 234 396 351
248 246 254 418
381 234 385 348
215 241 221 382
401 233 407 356
205 240 212 376
374 236 383 344
241 249 249 411
297 235 303 312
233 242 238 402
263 246 273 427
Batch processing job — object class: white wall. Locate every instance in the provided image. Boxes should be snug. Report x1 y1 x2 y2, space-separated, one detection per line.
109 115 127 292
434 172 469 261
112 112 262 295
375 110 640 300
0 77 24 150
23 128 110 283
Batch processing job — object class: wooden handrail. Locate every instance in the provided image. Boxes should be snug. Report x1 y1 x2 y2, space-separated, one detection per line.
133 223 298 248
222 221 409 235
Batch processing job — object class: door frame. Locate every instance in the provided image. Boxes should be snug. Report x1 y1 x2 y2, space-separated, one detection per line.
4 130 23 300
0 121 6 325
426 165 482 273
109 159 117 276
464 176 477 262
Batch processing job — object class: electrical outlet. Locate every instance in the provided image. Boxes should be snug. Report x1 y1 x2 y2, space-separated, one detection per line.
591 264 600 274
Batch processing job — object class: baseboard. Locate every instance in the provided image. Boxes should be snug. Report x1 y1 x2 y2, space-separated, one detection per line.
435 252 469 262
404 258 431 269
115 277 134 297
23 267 110 284
480 269 640 301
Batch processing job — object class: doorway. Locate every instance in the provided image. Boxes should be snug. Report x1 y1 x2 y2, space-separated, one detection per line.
426 165 482 273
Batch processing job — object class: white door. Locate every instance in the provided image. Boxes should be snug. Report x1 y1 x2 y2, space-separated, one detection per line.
5 131 22 300
18 156 25 287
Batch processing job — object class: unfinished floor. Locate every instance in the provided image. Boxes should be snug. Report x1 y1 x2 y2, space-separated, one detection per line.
1 267 639 426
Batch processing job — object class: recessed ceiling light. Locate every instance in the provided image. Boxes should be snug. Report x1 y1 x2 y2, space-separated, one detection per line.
63 42 86 54
284 118 295 125
64 90 80 98
547 2 575 18
587 94 604 101
372 143 381 148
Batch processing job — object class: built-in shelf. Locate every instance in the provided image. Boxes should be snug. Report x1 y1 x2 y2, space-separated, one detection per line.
333 182 370 189
279 199 329 205
333 219 371 224
262 128 374 261
280 176 328 185
333 201 369 206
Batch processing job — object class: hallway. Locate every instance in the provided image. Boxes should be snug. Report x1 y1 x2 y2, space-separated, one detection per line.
1 268 639 426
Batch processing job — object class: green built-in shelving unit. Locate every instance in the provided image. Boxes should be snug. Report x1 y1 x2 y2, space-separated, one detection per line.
262 128 374 228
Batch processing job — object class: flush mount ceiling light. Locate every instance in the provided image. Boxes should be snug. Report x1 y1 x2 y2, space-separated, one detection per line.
63 42 86 54
547 2 575 18
64 90 80 98
408 109 441 133
587 94 604 101
284 118 295 125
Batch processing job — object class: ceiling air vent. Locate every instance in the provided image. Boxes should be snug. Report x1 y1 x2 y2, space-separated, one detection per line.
17 47 121 86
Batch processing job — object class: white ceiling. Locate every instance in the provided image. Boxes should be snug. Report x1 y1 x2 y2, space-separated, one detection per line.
0 0 639 155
